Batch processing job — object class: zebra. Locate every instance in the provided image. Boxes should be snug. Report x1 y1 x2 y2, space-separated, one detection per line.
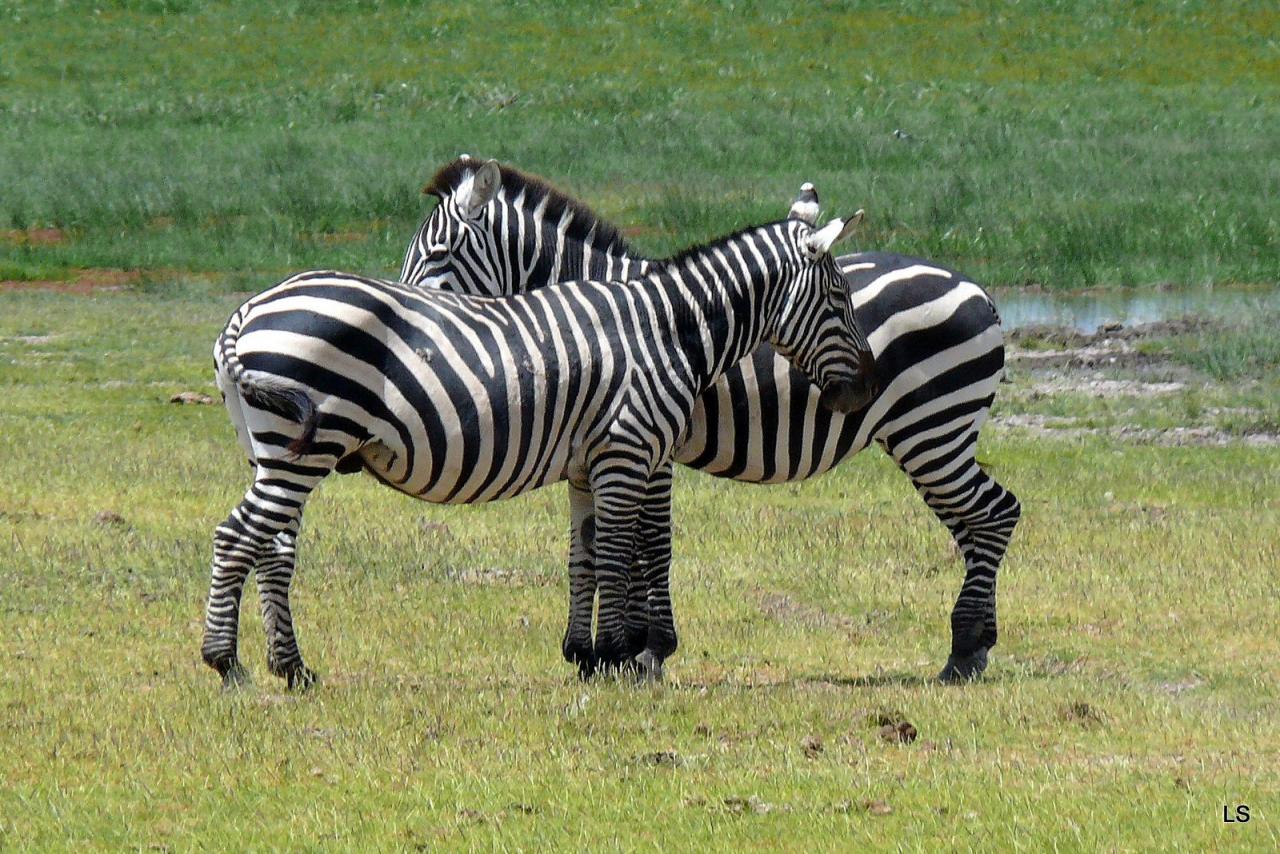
202 211 866 688
399 157 1021 682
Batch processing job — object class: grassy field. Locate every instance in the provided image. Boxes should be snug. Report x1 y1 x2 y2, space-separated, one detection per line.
3 1 1279 849
2 283 1278 849
2 0 1278 288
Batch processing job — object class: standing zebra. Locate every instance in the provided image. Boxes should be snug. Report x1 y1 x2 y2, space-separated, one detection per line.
399 157 1020 682
203 212 866 687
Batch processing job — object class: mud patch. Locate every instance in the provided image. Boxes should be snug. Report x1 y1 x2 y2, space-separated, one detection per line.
758 591 854 632
0 228 68 246
992 414 1280 447
1008 317 1217 348
1022 378 1187 398
1 269 141 294
169 391 218 405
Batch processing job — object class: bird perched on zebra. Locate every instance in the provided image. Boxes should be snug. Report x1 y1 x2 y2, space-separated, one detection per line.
399 157 1021 683
202 210 866 688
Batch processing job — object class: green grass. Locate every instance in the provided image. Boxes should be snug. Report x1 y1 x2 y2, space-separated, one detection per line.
2 0 1279 288
1152 311 1280 381
3 284 1279 849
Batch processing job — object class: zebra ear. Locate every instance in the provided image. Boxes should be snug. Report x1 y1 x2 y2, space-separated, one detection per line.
788 182 820 225
802 209 864 257
462 159 502 218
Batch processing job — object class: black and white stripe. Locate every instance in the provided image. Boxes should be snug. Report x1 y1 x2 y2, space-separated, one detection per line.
202 215 865 686
400 158 1020 681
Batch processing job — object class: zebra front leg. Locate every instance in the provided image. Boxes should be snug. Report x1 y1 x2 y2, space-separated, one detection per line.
562 484 598 678
622 564 650 664
630 463 677 680
589 479 645 673
256 531 317 690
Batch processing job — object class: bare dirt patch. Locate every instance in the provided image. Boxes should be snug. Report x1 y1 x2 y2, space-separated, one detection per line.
1001 317 1280 446
992 413 1280 447
1 269 141 294
0 228 68 246
758 591 854 633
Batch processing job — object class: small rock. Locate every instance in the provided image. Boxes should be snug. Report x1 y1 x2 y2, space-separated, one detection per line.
722 795 773 815
169 391 217 405
638 750 683 768
878 721 918 744
1060 701 1105 726
801 735 823 757
863 799 893 816
94 510 127 526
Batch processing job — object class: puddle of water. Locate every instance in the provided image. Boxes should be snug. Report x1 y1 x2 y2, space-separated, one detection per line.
989 286 1280 332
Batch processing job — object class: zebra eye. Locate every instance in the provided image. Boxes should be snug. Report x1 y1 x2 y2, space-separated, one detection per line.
422 245 450 264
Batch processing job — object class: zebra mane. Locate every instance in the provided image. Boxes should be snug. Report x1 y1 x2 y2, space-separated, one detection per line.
422 157 633 257
657 219 795 270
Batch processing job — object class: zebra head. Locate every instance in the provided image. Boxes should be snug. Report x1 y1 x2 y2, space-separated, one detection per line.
768 211 871 413
398 156 506 293
399 156 642 295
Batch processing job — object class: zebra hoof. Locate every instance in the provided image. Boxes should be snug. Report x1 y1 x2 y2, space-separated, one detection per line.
632 649 665 684
592 634 630 675
563 638 597 680
220 661 252 690
286 665 319 692
623 626 649 660
937 648 989 683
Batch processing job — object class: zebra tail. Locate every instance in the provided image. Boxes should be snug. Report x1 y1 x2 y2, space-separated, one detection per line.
216 311 320 458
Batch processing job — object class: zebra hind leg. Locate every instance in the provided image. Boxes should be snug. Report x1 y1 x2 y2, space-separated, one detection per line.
890 435 1021 683
257 531 317 690
201 512 259 689
927 465 1020 683
562 484 598 679
202 464 325 689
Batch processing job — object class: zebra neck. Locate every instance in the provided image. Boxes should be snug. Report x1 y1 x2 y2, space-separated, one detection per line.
516 204 647 286
655 223 788 392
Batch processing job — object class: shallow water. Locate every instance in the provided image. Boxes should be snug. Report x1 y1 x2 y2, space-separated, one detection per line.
988 286 1280 332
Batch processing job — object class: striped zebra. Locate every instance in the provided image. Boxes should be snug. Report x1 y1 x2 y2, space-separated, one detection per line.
202 212 866 688
400 157 1021 682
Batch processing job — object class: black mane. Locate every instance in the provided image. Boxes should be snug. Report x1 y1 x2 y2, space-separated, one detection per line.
423 157 633 257
657 219 795 269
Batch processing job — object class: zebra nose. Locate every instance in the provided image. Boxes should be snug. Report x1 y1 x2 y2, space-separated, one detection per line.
819 379 874 413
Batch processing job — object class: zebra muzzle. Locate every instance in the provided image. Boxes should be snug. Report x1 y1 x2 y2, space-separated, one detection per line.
819 378 874 413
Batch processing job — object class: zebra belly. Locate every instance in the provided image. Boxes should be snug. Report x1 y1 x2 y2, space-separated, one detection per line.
675 348 868 483
364 343 616 505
